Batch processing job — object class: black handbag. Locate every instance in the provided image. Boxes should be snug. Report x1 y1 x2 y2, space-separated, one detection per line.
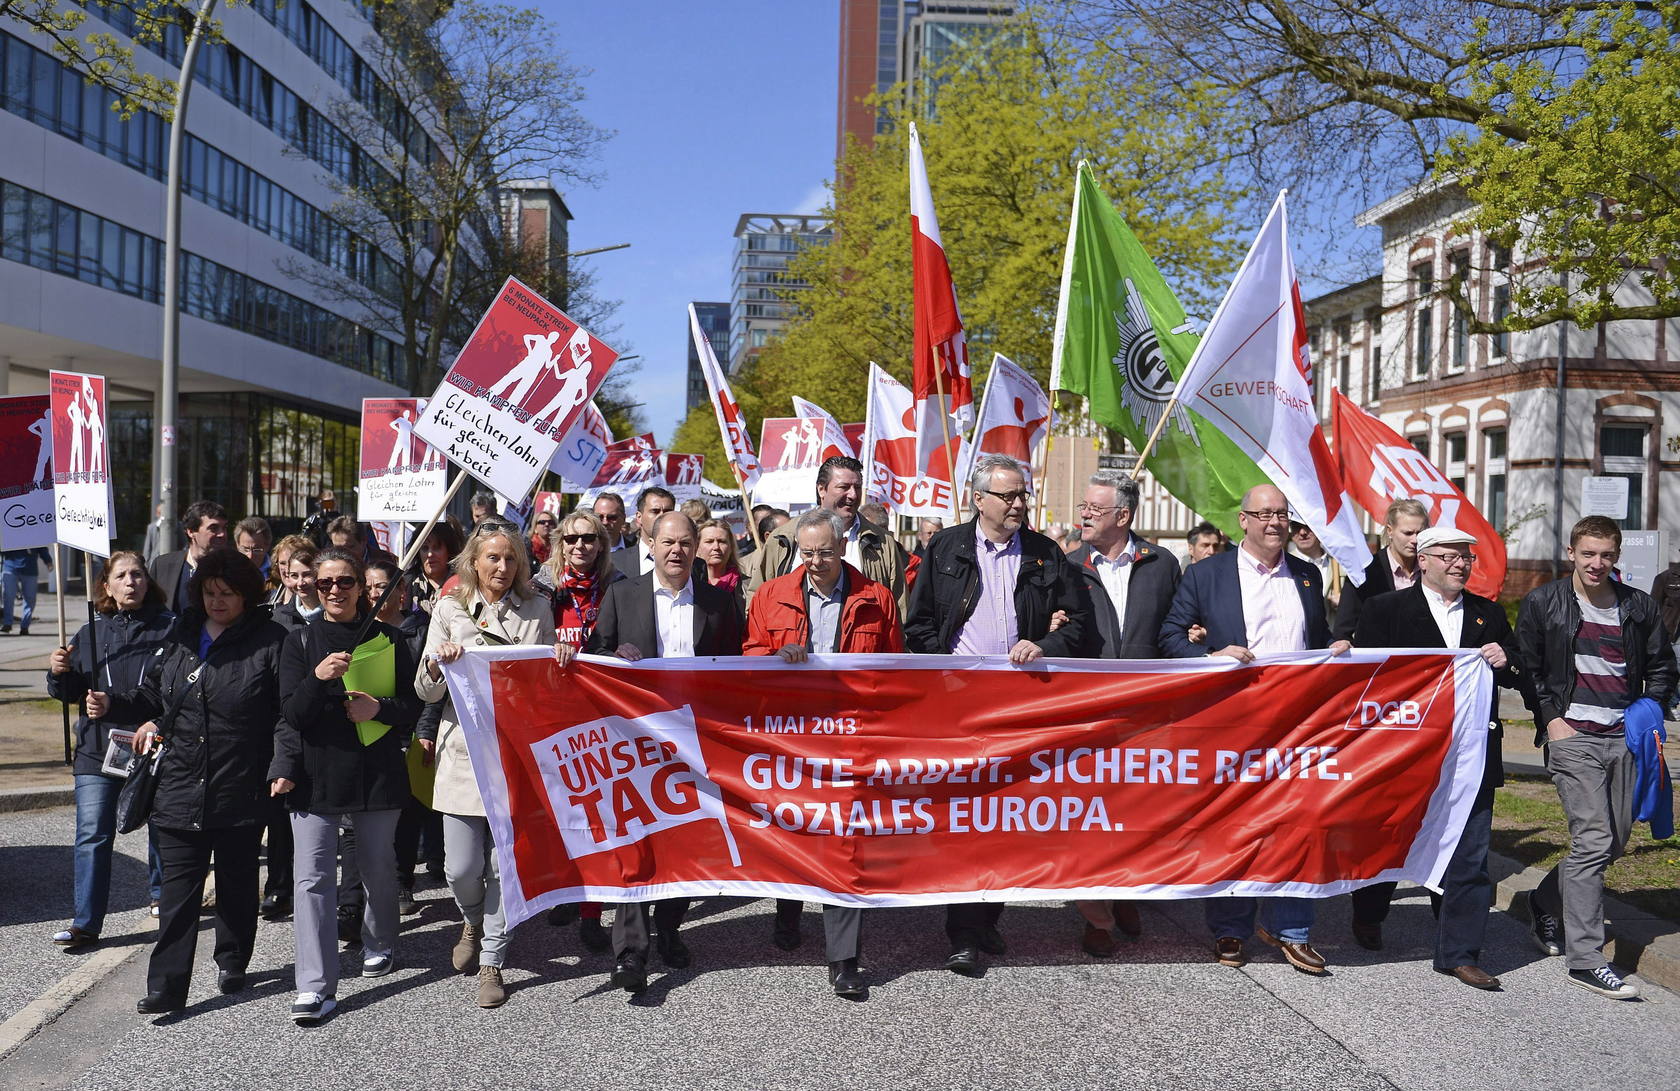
114 664 203 835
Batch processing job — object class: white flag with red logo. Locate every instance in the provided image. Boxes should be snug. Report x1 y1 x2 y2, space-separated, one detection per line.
690 303 760 493
791 396 857 461
1170 193 1368 585
1331 389 1507 598
909 123 971 486
963 354 1052 487
862 363 958 519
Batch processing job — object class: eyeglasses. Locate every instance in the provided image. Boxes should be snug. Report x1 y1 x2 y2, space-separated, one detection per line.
533 518 557 528
979 489 1032 506
1077 502 1120 516
474 519 519 537
1422 550 1477 567
560 533 596 545
1241 509 1292 522
314 576 359 592
798 548 837 561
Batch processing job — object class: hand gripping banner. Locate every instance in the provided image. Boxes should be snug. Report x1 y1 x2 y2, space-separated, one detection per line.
444 649 1491 928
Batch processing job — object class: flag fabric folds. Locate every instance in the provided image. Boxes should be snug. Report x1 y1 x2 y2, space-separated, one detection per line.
862 363 958 519
791 396 857 461
908 123 971 487
964 354 1051 486
690 303 761 493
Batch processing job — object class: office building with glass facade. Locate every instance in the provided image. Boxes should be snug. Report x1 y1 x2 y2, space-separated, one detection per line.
729 213 832 373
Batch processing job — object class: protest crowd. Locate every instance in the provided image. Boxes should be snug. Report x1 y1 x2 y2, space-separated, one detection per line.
37 449 1677 1021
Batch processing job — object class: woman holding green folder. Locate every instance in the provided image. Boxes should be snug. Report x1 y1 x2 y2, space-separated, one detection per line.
269 548 421 1025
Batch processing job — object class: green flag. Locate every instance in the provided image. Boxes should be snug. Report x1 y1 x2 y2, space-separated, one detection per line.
1049 162 1266 536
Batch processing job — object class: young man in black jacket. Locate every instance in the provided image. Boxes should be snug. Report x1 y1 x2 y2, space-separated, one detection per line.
1516 516 1677 1000
903 454 1090 976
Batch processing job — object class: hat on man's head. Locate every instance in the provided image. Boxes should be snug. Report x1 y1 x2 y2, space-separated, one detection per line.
1416 526 1476 551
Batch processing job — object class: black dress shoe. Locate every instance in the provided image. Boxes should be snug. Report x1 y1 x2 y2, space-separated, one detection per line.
945 946 982 977
260 893 290 920
829 958 866 999
1352 921 1384 951
978 926 1006 955
396 886 419 916
578 917 610 953
136 992 185 1015
657 934 691 969
547 903 580 926
217 969 247 994
771 919 803 951
610 957 647 994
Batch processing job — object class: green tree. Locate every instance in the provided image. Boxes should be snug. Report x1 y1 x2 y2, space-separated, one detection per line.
7 0 218 117
671 20 1254 465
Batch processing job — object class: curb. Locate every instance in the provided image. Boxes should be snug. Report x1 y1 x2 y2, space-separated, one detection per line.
1489 849 1680 994
0 944 141 1061
0 785 75 813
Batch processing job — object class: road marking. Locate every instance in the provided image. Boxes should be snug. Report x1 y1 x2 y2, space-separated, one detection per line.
0 944 142 1059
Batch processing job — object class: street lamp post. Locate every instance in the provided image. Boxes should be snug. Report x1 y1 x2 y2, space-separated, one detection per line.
155 0 220 555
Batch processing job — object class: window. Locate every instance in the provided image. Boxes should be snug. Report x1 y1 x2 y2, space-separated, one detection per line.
1412 261 1433 379
1369 346 1382 402
1449 252 1469 372
1600 424 1648 530
1491 283 1510 358
1409 433 1430 459
1484 427 1508 531
1444 432 1467 490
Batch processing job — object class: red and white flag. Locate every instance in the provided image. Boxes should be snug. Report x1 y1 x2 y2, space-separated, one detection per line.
908 123 971 487
690 303 760 493
791 396 856 461
551 399 615 492
1332 390 1508 598
863 363 957 518
963 354 1052 486
1171 193 1368 584
582 434 664 510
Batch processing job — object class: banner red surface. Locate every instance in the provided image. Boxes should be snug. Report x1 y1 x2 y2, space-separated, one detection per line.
446 649 1490 928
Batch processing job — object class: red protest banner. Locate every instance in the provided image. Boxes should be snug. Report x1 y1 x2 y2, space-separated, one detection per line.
358 398 447 521
49 369 114 556
447 648 1490 926
0 394 55 549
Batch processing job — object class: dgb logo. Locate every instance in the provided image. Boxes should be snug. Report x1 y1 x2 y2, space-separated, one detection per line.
1359 700 1422 727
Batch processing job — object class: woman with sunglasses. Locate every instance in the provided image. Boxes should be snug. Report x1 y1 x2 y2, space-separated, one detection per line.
696 518 744 597
539 510 623 951
85 551 287 1016
527 511 558 566
269 548 421 1025
414 520 558 1009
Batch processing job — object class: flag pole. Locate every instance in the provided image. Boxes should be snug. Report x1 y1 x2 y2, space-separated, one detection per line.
53 543 71 764
1128 394 1182 482
931 362 962 525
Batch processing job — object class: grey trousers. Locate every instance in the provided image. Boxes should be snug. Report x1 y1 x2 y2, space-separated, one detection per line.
291 808 401 996
442 814 508 968
775 899 862 962
1533 731 1635 970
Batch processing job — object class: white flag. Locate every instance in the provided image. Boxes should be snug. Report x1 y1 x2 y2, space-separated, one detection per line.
862 363 957 519
1171 192 1369 584
791 396 857 461
550 400 615 493
962 354 1052 487
690 304 761 493
908 123 971 489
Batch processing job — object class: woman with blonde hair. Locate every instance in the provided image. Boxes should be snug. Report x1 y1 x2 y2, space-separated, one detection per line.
414 519 558 1008
696 518 743 596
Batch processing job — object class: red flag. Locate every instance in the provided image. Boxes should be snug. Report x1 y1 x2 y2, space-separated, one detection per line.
690 304 760 493
908 123 970 488
1331 390 1507 598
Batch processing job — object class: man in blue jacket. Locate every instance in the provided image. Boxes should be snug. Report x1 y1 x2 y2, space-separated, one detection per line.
1159 484 1348 974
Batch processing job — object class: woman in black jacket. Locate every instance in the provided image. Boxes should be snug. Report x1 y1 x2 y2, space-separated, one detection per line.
268 548 420 1025
86 550 286 1015
47 551 174 950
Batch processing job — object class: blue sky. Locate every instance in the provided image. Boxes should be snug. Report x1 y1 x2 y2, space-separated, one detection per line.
534 2 838 446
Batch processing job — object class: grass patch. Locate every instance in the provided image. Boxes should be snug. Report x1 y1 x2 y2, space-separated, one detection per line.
1493 773 1680 922
0 697 71 715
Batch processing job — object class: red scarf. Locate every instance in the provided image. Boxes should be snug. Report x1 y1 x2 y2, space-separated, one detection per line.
555 567 603 649
529 531 552 565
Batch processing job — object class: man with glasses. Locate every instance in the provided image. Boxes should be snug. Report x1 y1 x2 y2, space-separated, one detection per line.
903 453 1090 976
743 508 903 998
1161 483 1348 975
1064 470 1181 955
592 492 628 551
1334 498 1429 640
1347 527 1528 989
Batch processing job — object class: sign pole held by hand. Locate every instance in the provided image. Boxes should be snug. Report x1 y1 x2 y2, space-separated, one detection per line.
53 543 70 764
353 470 469 649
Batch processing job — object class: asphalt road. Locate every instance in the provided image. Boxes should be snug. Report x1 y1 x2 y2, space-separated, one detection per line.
2 803 1675 1091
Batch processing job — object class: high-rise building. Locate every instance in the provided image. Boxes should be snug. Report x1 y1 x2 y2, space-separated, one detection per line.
729 213 832 373
0 2 458 545
685 301 729 412
498 179 573 307
835 0 1014 161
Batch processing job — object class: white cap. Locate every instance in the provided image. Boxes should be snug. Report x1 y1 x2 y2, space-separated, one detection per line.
1416 526 1477 551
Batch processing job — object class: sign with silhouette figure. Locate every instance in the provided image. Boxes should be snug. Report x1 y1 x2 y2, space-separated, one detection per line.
49 369 114 556
359 398 448 521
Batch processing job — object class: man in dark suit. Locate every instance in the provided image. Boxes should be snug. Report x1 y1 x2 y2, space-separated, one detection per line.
1159 484 1349 975
149 499 229 614
1332 497 1429 640
903 453 1090 976
1350 527 1530 989
611 487 709 587
584 511 745 994
1064 469 1180 954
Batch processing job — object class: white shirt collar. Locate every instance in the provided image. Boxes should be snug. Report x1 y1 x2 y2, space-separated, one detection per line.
654 578 694 603
1421 583 1462 612
1239 541 1287 575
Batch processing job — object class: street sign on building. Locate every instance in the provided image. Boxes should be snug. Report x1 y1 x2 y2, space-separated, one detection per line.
1581 476 1630 520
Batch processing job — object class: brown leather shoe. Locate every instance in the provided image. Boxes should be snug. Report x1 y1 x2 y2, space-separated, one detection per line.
1257 926 1328 975
1215 937 1245 967
1111 900 1143 938
1081 924 1116 958
1440 964 1500 991
1351 921 1383 951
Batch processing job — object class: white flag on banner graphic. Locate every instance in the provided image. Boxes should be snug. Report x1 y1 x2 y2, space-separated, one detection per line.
690 304 760 493
791 396 856 461
862 363 958 519
1170 193 1369 584
962 353 1052 487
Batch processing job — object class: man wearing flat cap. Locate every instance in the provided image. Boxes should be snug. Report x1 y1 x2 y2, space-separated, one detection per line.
1346 525 1532 990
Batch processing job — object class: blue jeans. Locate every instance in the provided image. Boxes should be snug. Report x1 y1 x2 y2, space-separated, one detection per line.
72 774 164 934
1 567 37 628
1205 895 1315 944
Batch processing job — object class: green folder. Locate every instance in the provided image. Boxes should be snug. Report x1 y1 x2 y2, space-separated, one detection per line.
342 633 396 746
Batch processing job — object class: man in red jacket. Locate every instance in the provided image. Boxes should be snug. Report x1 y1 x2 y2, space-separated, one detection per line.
743 508 903 1000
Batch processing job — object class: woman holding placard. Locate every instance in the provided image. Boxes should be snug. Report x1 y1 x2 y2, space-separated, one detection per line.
269 548 420 1025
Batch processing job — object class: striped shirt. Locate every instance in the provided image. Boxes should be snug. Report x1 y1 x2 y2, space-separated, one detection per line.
1563 595 1629 735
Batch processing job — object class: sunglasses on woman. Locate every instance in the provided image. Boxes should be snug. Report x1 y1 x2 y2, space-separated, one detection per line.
560 533 598 545
314 576 359 592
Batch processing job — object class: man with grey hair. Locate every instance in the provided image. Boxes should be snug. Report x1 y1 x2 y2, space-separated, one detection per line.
904 453 1090 976
1064 468 1182 956
742 504 903 999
